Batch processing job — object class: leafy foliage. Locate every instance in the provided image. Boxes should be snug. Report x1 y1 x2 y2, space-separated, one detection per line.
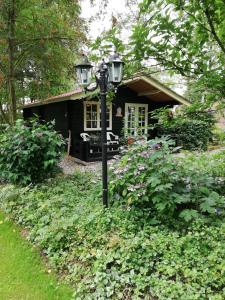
131 0 225 103
0 170 224 299
0 0 86 123
0 119 64 184
93 0 225 106
109 138 225 223
152 107 215 150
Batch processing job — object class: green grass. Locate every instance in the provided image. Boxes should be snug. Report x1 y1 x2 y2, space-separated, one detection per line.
0 210 73 300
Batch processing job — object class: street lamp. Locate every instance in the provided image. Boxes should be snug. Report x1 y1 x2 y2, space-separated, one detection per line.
75 52 124 208
75 54 93 86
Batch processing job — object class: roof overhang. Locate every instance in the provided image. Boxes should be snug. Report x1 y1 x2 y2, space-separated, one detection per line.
22 75 191 109
22 89 99 109
123 76 191 106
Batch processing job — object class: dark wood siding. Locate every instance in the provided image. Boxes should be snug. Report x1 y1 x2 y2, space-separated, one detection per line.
23 102 69 139
68 100 84 157
41 102 68 138
112 86 177 138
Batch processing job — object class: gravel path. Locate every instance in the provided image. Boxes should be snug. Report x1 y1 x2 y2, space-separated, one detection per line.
59 146 225 175
59 155 102 175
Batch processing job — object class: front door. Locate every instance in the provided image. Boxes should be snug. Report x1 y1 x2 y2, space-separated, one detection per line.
125 103 148 136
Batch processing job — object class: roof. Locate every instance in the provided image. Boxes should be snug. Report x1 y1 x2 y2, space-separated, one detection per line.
124 75 190 106
22 75 191 109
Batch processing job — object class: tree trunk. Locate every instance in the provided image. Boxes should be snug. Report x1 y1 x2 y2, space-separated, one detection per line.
0 102 9 124
8 0 17 124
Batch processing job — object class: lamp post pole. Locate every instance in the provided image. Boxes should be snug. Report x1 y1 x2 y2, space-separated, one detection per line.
75 52 124 208
99 63 108 207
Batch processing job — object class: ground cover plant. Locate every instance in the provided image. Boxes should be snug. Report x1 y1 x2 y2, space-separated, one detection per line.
0 119 64 185
0 144 225 299
0 210 73 300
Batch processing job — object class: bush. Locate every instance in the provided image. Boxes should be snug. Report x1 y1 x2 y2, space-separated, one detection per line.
109 138 225 223
152 107 214 150
212 127 225 145
0 172 224 299
0 119 64 185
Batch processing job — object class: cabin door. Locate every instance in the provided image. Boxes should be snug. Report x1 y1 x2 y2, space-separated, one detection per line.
125 103 148 136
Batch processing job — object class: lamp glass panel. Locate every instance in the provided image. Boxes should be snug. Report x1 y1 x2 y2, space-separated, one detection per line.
112 62 123 83
76 68 82 84
81 68 91 85
108 64 113 82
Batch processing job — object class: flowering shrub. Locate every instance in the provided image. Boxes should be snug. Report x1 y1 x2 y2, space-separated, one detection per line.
109 138 225 222
0 119 64 185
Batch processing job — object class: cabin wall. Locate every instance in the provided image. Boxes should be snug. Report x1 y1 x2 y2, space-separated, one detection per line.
112 86 176 138
23 86 179 161
68 100 84 158
23 102 69 139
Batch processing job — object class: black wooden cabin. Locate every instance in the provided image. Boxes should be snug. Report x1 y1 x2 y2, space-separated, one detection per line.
23 75 190 161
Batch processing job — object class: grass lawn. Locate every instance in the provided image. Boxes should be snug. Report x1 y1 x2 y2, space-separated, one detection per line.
0 210 73 300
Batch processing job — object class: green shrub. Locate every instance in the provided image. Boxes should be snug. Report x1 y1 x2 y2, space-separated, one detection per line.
0 173 224 299
109 138 225 223
0 119 64 185
152 107 214 150
212 127 225 145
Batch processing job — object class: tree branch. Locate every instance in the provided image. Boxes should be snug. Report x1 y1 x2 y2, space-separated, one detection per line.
202 0 225 54
16 36 76 46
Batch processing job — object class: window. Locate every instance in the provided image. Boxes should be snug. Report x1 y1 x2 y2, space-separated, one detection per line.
125 103 148 136
84 101 112 131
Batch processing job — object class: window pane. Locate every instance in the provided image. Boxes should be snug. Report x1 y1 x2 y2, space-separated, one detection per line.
92 121 97 128
85 103 98 129
86 121 92 128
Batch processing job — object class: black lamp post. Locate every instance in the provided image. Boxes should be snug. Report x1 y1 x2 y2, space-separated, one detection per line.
75 52 124 208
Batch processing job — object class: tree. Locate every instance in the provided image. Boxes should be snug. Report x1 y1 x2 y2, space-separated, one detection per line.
0 0 86 124
130 0 225 104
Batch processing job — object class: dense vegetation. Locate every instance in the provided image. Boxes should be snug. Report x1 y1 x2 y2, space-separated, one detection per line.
0 142 224 299
131 0 225 102
94 0 225 108
0 0 85 124
152 107 215 150
109 138 225 222
0 119 64 185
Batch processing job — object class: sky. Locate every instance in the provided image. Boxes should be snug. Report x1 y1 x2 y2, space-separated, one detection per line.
80 0 129 39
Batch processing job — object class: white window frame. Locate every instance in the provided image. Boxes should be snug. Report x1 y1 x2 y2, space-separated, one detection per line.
84 101 112 131
125 103 148 136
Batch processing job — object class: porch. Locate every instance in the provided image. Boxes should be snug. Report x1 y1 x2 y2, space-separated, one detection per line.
73 132 120 162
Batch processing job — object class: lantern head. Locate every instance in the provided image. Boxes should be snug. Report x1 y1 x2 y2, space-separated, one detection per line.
107 52 124 85
75 54 93 86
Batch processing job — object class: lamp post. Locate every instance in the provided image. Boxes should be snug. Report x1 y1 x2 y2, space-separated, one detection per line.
75 52 124 207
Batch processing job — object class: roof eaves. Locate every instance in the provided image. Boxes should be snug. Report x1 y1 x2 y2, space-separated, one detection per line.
123 75 191 106
22 89 99 109
140 75 191 106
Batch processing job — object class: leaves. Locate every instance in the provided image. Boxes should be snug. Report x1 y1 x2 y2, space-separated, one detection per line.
0 174 224 299
0 0 86 122
0 119 65 185
109 136 225 222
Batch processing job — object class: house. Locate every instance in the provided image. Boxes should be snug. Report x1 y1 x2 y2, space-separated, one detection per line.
23 75 190 161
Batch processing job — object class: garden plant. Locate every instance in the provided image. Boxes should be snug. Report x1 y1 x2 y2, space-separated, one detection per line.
0 138 224 299
0 119 64 185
